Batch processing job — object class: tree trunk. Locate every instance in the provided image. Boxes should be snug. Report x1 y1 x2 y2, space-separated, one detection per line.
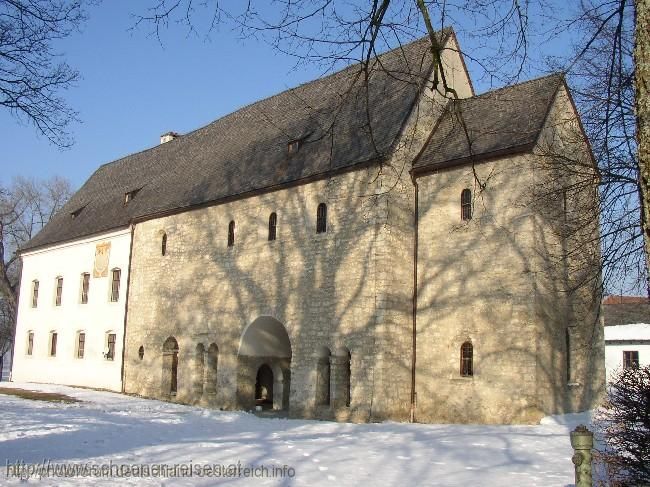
636 0 650 295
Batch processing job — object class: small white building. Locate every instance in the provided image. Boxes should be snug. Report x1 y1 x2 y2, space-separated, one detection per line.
12 228 131 391
604 323 650 381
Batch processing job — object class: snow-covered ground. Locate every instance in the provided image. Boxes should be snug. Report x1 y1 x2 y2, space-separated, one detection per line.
0 382 590 486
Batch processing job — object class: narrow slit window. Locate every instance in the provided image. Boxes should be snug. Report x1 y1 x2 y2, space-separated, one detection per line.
268 212 277 241
138 345 145 360
161 233 167 256
228 220 235 247
55 277 63 306
31 280 39 308
110 269 121 302
80 273 90 304
460 341 473 377
461 189 472 221
316 203 327 233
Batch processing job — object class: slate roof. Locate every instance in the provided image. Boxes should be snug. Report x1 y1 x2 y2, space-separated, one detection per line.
24 33 449 252
413 74 564 171
604 302 650 327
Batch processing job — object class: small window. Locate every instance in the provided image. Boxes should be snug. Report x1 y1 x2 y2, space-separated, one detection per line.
268 212 277 241
623 350 639 369
161 233 167 256
124 188 141 205
110 269 121 302
227 220 235 247
26 332 34 356
31 280 39 308
461 189 472 221
80 273 90 304
288 139 301 154
50 332 58 357
70 205 85 219
77 332 86 359
316 203 327 233
138 345 145 361
55 277 63 306
105 333 116 361
460 341 473 377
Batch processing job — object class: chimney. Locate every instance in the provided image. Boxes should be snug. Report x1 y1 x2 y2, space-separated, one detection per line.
160 131 180 144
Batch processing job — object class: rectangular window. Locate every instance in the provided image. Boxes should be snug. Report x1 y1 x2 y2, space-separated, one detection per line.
81 273 90 304
106 333 116 361
55 277 63 306
110 269 121 302
77 333 85 359
50 332 58 357
623 350 639 369
27 332 34 356
32 281 39 308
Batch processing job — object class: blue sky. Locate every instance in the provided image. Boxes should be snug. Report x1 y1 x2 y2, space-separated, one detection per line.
1 1 572 189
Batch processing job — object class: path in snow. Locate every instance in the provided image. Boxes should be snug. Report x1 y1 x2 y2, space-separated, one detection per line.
0 382 587 486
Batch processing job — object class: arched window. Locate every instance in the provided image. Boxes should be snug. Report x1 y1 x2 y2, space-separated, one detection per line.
316 203 327 233
138 345 145 360
461 189 472 221
161 233 167 256
268 212 277 241
460 342 473 377
228 220 235 247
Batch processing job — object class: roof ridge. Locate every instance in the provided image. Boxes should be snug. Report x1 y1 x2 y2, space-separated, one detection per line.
469 72 564 100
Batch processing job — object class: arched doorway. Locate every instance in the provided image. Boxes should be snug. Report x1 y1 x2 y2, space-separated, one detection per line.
255 364 274 409
238 316 292 411
162 337 179 397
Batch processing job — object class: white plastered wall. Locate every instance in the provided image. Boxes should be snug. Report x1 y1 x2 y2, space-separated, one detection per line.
12 228 131 391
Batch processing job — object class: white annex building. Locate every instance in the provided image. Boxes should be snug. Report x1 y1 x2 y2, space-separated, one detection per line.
604 323 650 381
11 228 131 391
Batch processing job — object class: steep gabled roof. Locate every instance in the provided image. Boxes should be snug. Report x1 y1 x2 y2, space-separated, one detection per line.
413 74 564 172
24 32 452 252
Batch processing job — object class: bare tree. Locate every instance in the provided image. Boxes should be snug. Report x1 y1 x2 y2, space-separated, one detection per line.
0 0 87 147
0 177 72 377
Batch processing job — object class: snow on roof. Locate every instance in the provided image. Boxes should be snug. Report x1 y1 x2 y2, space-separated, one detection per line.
604 323 650 341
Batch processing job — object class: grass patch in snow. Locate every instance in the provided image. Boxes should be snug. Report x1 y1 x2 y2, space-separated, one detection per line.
0 387 80 403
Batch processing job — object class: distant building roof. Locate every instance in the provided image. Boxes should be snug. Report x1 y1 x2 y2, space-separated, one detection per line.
604 323 650 341
603 295 649 305
603 300 650 327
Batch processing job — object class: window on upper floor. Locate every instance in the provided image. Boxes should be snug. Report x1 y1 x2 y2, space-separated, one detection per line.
161 233 167 256
76 332 86 359
124 188 141 205
110 269 121 302
316 203 327 233
26 331 34 356
461 189 472 221
460 341 473 377
55 277 63 306
105 333 116 361
49 331 58 357
31 280 39 308
623 350 639 369
228 220 235 247
80 273 90 304
138 345 145 361
268 212 277 241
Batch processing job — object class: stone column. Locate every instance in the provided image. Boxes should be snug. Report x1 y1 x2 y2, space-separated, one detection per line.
273 374 284 410
570 425 593 487
330 355 348 408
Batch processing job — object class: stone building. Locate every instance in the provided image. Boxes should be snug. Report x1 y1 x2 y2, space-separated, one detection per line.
13 30 604 423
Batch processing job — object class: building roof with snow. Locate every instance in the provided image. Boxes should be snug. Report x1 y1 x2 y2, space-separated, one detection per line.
604 323 650 342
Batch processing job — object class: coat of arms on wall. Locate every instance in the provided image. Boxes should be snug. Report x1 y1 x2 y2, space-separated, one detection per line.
93 243 111 278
